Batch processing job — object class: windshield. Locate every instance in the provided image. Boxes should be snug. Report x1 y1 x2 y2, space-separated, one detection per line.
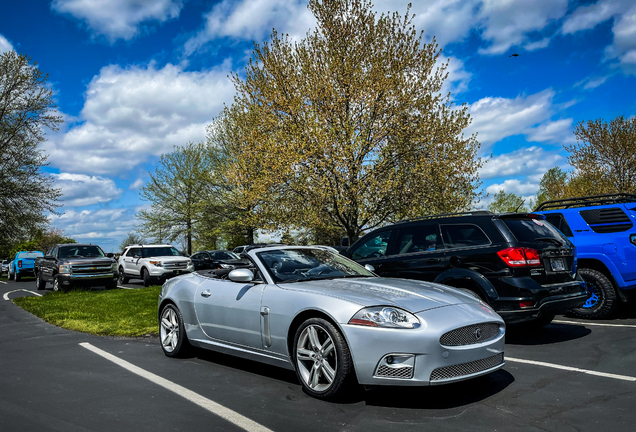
256 248 375 283
58 245 105 258
142 247 182 258
213 251 240 260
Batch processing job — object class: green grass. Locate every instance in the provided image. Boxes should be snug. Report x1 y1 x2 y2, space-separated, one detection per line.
13 286 162 337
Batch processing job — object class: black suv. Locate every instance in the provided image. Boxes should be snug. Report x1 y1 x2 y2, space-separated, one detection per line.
345 211 588 326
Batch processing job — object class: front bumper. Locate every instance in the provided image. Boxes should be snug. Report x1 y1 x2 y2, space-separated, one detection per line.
148 267 194 281
58 273 118 287
16 268 35 276
342 303 506 386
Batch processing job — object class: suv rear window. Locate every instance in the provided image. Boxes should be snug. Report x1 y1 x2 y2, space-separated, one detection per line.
543 213 574 237
500 218 565 243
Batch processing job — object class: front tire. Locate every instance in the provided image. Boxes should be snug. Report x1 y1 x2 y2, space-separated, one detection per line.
118 267 129 284
159 304 191 358
53 276 66 292
36 272 46 290
141 268 151 287
293 318 354 400
571 268 617 319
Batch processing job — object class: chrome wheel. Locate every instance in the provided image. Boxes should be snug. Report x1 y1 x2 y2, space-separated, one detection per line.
53 277 60 291
296 324 337 392
160 307 180 353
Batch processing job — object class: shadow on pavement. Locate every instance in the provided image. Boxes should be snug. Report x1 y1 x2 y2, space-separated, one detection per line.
505 322 591 345
362 369 514 408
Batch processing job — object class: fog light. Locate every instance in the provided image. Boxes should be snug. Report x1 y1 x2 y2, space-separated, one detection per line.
519 301 534 308
386 355 394 364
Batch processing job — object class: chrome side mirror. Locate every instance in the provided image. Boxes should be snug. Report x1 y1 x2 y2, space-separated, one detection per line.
228 268 254 283
364 264 375 273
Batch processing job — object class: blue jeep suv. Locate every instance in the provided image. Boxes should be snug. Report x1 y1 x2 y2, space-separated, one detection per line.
534 193 636 319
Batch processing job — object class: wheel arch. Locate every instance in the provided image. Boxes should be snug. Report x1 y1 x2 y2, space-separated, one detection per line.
577 258 626 302
286 309 346 365
434 268 498 302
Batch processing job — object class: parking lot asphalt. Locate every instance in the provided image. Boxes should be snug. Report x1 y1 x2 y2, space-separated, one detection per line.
1 277 635 432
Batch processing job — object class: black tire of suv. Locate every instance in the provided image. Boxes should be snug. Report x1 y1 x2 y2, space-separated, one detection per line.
142 268 151 287
118 267 129 284
570 268 617 319
14 271 21 282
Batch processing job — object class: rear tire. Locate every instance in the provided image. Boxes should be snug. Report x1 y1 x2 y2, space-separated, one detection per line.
14 271 21 282
36 272 46 290
571 268 617 319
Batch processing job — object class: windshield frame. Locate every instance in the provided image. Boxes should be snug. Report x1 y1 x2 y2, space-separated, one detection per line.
255 247 376 284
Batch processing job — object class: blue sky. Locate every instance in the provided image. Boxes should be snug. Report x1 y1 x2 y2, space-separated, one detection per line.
1 0 635 252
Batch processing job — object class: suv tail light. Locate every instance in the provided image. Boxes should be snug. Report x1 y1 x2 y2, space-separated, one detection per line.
497 247 542 267
18 260 22 268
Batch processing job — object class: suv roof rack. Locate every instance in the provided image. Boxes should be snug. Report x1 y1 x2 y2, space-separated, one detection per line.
396 210 494 224
534 193 636 211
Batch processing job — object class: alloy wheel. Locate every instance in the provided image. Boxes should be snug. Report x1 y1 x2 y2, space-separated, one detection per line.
296 324 337 392
160 307 180 353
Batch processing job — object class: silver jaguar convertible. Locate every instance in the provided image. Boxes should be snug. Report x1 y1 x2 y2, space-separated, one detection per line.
158 246 505 399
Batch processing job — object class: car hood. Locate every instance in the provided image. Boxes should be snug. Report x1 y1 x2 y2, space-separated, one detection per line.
145 256 190 262
279 277 485 313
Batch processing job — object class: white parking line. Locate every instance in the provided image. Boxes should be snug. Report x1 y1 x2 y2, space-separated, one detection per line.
553 319 636 329
0 280 7 284
3 289 43 301
80 343 274 432
506 357 636 382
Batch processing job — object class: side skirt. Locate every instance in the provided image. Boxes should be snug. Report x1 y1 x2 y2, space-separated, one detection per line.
190 338 295 371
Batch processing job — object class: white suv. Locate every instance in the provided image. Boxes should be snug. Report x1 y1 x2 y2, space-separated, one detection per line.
118 244 194 286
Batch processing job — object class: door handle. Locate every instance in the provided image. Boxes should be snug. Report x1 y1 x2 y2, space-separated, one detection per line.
201 290 211 298
425 258 441 264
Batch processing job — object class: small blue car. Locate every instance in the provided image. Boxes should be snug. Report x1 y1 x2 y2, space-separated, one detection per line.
7 251 44 282
534 193 636 318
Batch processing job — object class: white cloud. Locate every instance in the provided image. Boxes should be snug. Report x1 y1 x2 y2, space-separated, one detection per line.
486 178 539 196
52 0 183 42
53 173 122 207
439 55 472 97
524 118 575 144
129 178 144 190
185 0 564 56
0 34 13 52
562 0 636 75
480 146 564 180
477 0 568 55
49 208 138 252
45 61 235 175
465 89 557 150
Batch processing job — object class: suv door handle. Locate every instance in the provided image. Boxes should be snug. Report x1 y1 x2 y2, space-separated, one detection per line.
201 290 211 298
425 258 441 264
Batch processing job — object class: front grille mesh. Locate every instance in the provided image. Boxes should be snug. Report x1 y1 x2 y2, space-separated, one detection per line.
164 262 187 270
376 365 414 379
71 265 112 275
430 353 504 382
439 323 500 346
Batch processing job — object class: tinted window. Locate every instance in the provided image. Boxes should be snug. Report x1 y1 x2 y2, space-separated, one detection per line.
395 225 440 254
543 213 574 237
191 253 202 260
58 245 105 258
350 231 392 260
212 251 239 260
441 224 490 248
142 247 181 258
579 207 633 233
129 248 142 258
501 218 565 243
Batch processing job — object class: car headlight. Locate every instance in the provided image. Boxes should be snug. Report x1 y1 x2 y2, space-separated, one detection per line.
219 263 233 269
349 306 420 329
58 265 71 274
149 260 163 267
186 260 193 266
111 263 117 272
